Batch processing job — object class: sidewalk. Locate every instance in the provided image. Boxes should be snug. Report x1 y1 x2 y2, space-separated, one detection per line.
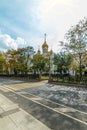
1 79 48 91
0 93 50 130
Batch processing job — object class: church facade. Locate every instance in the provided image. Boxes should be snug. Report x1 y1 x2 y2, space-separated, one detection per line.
37 34 54 73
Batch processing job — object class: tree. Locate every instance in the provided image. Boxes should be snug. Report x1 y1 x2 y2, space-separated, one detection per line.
83 51 87 66
65 18 87 79
0 53 6 74
32 54 49 73
53 52 73 74
6 49 28 75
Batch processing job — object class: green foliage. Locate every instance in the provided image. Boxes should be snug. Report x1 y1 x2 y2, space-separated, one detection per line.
32 54 49 73
65 18 87 54
6 49 28 74
0 53 6 73
65 17 87 79
54 52 73 73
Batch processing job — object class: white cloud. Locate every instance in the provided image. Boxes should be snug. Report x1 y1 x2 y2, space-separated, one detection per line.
0 33 26 51
29 0 87 52
16 37 26 45
0 0 87 53
35 0 79 31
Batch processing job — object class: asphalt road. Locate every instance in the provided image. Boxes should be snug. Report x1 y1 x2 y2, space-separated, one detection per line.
0 78 87 130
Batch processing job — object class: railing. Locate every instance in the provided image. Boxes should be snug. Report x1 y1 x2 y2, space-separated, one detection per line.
0 73 39 80
0 73 87 85
50 73 87 85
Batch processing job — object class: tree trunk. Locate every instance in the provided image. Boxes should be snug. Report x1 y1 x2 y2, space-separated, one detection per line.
79 54 82 81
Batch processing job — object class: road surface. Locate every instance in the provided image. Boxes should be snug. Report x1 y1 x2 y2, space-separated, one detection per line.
0 78 87 130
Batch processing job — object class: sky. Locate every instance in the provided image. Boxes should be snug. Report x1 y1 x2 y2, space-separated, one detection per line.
0 0 87 52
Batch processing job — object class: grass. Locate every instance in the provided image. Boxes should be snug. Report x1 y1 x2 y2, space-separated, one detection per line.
41 76 49 80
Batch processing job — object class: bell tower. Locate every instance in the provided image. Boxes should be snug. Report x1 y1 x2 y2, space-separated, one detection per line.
42 33 48 54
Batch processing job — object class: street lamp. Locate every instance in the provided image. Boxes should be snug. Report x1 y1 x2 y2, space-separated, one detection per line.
48 51 52 82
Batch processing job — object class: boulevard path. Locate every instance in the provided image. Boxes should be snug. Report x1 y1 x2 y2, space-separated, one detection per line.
0 78 87 130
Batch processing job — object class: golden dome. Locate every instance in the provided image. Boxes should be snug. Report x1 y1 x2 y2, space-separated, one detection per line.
42 33 48 50
42 42 48 50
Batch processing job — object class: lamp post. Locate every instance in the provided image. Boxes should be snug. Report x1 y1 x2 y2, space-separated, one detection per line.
48 52 52 82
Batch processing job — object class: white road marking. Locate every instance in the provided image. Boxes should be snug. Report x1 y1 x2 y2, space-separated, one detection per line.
0 93 51 130
0 85 87 126
55 107 76 113
1 81 87 115
19 90 87 116
19 108 51 130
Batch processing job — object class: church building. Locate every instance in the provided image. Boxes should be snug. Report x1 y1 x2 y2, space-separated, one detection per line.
37 34 54 73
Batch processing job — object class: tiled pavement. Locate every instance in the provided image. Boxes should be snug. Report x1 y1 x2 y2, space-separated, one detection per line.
0 93 51 130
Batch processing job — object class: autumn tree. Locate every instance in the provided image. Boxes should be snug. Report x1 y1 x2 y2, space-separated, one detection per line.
32 54 49 73
0 53 6 74
64 18 87 79
6 49 28 75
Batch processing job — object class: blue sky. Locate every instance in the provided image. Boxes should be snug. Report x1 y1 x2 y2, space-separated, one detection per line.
0 0 87 52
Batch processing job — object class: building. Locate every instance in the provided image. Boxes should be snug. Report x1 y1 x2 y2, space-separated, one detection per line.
42 33 48 55
37 34 54 73
20 46 35 67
